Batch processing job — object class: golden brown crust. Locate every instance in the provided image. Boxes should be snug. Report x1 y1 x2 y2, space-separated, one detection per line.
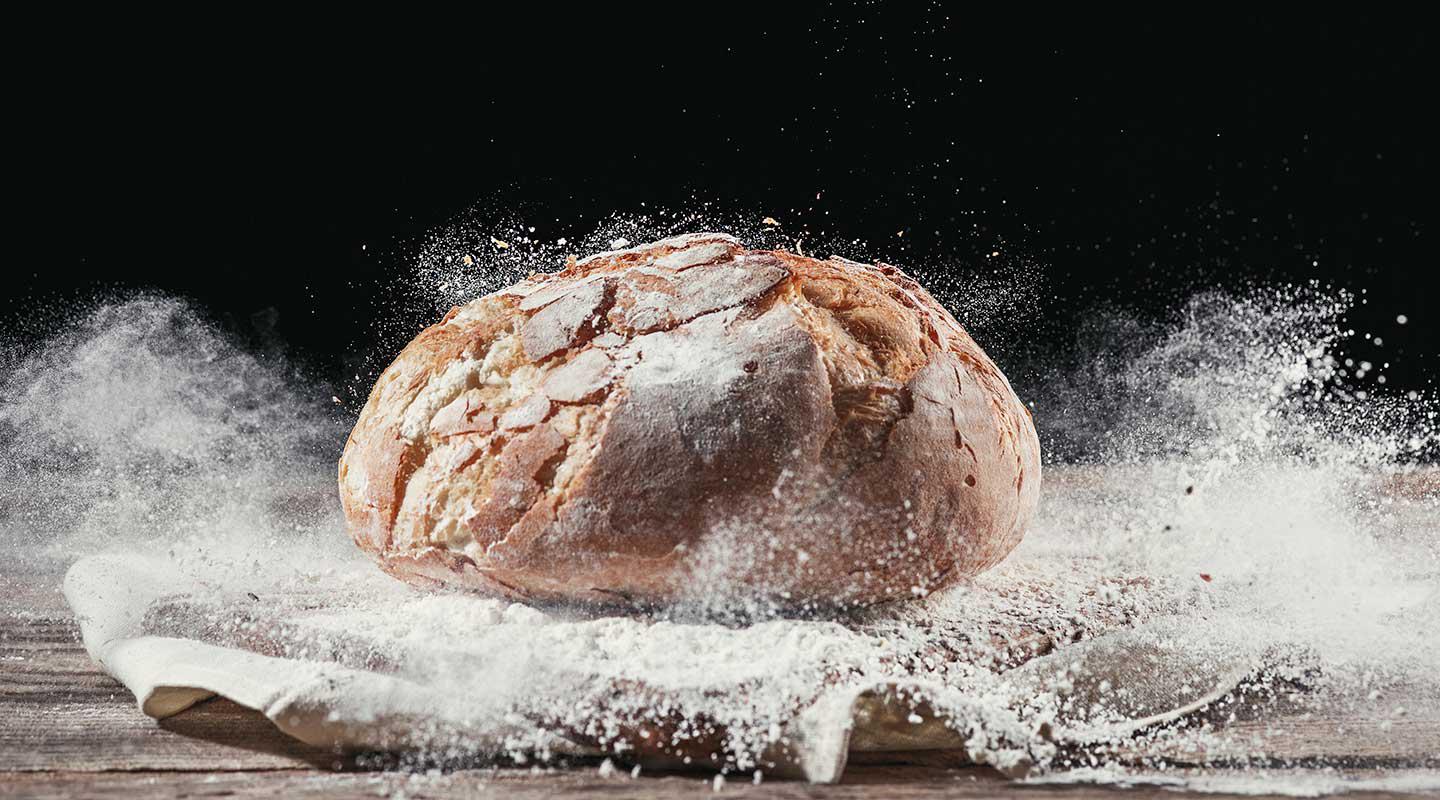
338 233 1042 608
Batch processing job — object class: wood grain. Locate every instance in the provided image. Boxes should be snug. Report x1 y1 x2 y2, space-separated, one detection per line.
5 767 1439 799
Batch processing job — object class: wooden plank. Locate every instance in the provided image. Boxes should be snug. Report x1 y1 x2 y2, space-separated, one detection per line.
4 767 1438 800
0 767 1051 800
0 613 335 772
1148 715 1440 768
8 612 1437 772
3 557 1439 797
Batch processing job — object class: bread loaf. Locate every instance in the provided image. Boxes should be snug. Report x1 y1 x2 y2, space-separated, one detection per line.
339 234 1041 608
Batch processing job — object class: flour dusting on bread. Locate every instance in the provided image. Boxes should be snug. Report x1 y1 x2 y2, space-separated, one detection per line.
339 234 1042 608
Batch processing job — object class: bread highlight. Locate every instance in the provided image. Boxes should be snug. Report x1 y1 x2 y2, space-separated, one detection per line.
339 234 1041 609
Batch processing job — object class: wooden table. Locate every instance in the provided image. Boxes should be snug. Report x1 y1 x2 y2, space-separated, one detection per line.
4 560 1438 799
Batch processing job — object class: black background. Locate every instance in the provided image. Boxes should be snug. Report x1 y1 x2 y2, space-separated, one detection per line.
14 8 1435 394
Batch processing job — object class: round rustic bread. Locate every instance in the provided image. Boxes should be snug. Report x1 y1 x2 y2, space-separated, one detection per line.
339 233 1041 608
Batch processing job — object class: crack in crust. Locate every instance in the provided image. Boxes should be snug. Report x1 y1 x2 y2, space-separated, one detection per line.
339 234 1042 608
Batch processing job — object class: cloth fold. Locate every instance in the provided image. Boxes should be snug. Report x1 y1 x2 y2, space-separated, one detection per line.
64 551 1258 783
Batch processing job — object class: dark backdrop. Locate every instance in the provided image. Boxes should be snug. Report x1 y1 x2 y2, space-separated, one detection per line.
14 9 1435 393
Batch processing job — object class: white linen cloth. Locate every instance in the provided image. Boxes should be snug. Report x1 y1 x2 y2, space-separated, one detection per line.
64 552 1254 783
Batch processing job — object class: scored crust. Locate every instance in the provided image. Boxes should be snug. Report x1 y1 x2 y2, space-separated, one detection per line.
339 233 1041 608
